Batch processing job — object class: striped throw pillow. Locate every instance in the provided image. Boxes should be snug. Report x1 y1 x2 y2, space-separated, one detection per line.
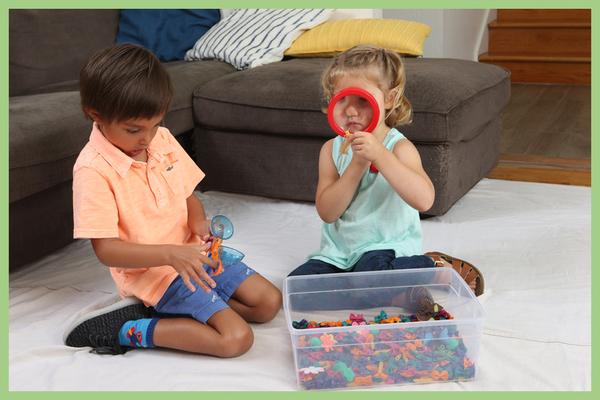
185 9 332 70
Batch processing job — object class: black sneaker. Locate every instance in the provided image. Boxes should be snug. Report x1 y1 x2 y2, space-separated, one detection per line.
64 297 150 355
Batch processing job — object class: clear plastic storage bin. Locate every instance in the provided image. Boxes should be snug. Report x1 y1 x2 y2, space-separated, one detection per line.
283 268 484 390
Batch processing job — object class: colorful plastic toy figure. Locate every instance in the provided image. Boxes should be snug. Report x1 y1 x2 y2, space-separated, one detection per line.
204 215 245 276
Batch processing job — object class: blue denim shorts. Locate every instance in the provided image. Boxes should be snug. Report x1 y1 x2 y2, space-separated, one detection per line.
154 262 255 323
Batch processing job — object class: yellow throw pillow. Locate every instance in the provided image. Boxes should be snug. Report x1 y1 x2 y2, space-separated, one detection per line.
284 19 431 57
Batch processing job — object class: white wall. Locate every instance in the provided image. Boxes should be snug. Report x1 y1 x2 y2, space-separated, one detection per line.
382 9 494 61
478 9 497 57
330 9 383 20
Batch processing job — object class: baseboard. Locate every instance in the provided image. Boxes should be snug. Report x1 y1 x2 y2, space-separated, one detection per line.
487 153 590 186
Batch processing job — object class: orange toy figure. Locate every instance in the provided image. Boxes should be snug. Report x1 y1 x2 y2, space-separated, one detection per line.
208 236 224 275
204 215 244 277
319 333 336 352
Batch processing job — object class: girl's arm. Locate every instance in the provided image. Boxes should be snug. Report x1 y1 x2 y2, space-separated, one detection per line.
375 139 435 212
349 132 434 212
315 139 369 223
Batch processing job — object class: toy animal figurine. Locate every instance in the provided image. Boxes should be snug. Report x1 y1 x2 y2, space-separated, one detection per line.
205 215 244 276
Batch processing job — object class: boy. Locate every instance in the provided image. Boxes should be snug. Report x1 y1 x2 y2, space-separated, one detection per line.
65 44 281 357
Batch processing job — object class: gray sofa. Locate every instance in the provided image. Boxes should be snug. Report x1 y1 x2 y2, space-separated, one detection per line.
9 9 510 269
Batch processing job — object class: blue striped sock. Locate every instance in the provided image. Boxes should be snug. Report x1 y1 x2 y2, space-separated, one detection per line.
118 318 159 348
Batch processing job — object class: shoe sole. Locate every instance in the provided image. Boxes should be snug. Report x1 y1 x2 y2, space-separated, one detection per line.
426 251 485 296
63 297 149 346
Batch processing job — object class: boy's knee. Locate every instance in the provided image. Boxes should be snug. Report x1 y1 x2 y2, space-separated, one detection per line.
254 289 282 323
217 325 254 358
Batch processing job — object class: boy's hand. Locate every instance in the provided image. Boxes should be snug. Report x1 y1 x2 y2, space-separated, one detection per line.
190 218 211 241
348 132 385 163
167 243 218 293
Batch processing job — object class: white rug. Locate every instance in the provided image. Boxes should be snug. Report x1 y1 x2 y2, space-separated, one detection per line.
9 179 591 390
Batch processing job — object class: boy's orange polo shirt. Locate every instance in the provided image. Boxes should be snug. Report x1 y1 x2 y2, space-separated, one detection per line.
73 123 205 306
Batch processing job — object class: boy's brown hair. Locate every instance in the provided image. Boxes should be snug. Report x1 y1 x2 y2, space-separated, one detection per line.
80 43 173 122
321 44 412 127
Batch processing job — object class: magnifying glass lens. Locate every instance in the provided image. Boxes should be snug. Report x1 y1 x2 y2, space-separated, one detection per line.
332 94 374 134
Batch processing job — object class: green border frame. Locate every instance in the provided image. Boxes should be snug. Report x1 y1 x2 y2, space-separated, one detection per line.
1 1 595 399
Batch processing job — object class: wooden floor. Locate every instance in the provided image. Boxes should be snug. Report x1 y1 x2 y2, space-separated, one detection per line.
487 83 591 186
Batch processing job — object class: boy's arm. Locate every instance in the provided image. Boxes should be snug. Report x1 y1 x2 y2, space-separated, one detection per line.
91 238 177 268
91 238 216 292
186 193 210 239
315 139 369 223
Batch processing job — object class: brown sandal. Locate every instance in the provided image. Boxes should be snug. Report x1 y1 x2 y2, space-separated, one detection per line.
425 251 485 296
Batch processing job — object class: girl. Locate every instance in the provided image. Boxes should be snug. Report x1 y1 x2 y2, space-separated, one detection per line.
289 45 484 297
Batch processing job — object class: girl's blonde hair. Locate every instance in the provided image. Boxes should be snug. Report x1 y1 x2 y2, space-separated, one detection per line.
321 44 412 128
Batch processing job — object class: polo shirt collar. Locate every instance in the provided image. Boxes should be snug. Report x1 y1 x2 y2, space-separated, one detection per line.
147 131 170 164
89 122 134 178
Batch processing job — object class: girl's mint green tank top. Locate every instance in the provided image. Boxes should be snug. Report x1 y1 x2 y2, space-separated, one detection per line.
310 128 423 269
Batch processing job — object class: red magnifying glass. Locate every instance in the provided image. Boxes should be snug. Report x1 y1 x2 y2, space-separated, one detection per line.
327 87 381 173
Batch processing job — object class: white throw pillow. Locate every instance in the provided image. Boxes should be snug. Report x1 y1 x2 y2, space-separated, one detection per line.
185 9 333 69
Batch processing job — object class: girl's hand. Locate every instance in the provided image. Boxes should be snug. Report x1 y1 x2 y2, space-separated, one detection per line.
348 132 385 163
345 136 370 169
167 243 217 292
348 147 371 168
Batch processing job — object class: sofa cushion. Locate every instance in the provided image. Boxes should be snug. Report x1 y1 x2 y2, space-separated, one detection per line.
193 57 510 144
185 9 332 70
10 91 89 203
116 9 221 62
163 60 237 133
193 116 502 215
9 10 120 97
285 19 431 57
9 60 235 203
